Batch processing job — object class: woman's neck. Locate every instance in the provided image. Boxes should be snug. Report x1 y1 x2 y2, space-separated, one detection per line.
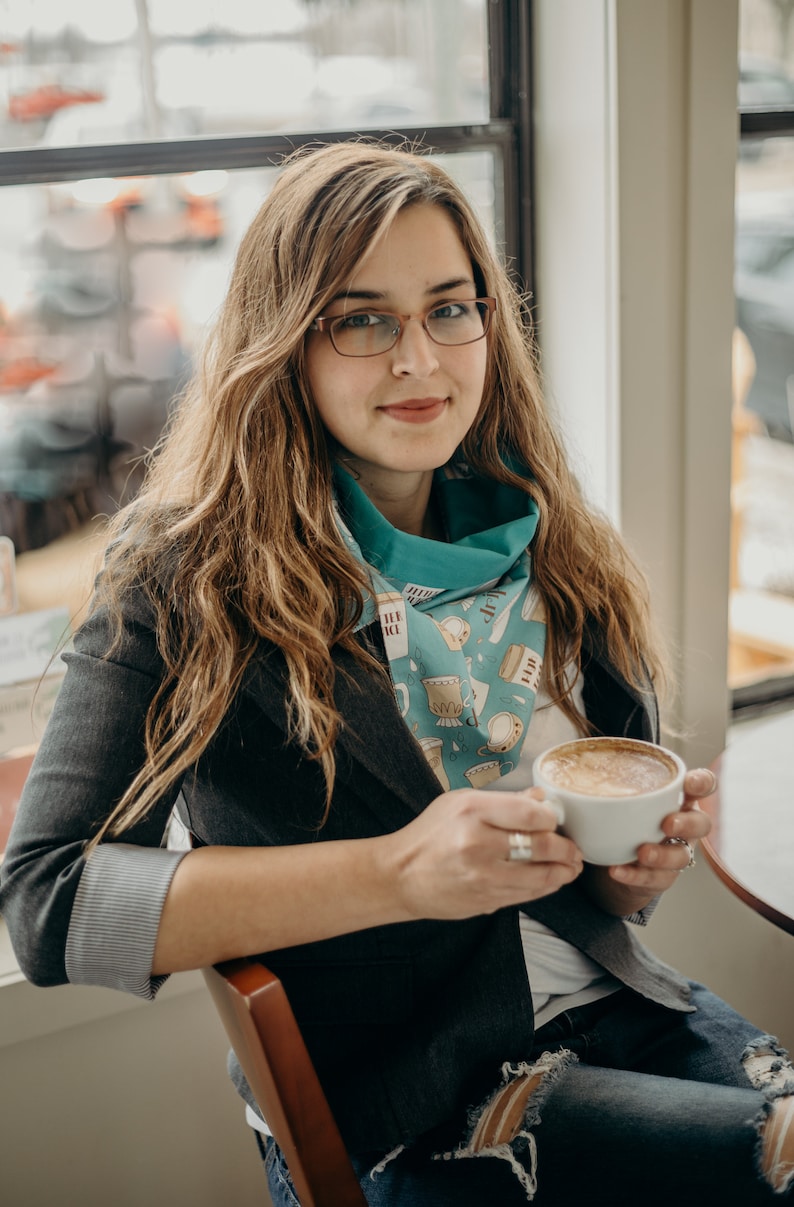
339 464 442 538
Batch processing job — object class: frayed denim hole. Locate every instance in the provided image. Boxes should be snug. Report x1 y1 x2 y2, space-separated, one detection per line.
757 1095 794 1195
428 1050 579 1204
742 1035 794 1097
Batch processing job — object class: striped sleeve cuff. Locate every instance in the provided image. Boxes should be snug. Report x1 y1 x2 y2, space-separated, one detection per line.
65 844 188 1000
624 895 661 926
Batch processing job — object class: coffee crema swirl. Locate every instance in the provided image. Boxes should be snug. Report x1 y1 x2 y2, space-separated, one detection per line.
540 739 676 798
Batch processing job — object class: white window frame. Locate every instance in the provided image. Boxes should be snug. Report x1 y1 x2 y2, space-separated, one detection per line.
533 0 739 768
533 3 794 1041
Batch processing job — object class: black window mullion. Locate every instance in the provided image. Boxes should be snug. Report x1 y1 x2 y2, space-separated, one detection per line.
0 5 531 286
0 122 515 187
740 107 794 138
488 0 534 295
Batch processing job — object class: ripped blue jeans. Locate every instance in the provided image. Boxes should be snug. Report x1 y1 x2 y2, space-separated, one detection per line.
259 982 793 1206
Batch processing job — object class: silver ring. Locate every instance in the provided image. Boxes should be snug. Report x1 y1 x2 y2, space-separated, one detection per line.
508 831 533 862
662 836 696 868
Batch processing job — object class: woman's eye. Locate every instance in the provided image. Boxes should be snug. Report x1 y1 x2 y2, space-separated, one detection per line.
430 302 468 321
337 311 387 330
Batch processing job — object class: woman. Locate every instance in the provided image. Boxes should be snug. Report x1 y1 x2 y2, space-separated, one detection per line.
1 141 792 1206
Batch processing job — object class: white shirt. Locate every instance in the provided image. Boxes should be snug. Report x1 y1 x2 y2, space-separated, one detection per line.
489 671 620 1028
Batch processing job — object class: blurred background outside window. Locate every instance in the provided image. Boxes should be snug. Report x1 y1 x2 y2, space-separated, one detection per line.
0 0 503 626
732 0 794 710
0 0 488 148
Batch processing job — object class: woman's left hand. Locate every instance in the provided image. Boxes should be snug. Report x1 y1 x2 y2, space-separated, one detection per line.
582 767 716 916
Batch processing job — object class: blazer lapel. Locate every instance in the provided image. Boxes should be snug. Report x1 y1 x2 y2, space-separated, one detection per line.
241 642 441 821
152 554 441 822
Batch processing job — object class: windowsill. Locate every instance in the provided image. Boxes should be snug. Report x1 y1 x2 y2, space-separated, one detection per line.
0 915 204 1050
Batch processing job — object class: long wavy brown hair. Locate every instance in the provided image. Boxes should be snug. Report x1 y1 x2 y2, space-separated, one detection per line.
91 139 667 843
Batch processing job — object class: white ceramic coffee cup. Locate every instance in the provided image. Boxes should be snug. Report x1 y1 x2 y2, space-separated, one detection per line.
532 736 687 865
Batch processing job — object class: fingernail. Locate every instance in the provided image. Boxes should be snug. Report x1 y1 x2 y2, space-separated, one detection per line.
692 769 717 795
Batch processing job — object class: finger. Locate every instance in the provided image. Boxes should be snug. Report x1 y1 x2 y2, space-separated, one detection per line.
682 767 717 803
610 863 681 891
500 854 584 894
503 829 584 868
473 787 565 835
663 808 712 841
612 849 693 889
634 838 696 872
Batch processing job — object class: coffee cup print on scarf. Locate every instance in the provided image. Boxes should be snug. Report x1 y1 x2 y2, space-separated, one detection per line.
477 710 524 755
421 675 470 727
377 591 409 660
498 643 542 693
488 587 523 644
520 586 544 623
435 615 472 650
468 675 490 718
394 682 410 717
465 656 491 717
464 759 514 789
418 736 450 790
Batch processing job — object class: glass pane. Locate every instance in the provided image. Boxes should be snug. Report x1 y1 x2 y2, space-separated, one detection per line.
0 0 489 151
732 0 794 696
0 168 259 589
0 151 499 619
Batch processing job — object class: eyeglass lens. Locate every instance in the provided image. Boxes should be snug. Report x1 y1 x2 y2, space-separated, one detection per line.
329 299 491 356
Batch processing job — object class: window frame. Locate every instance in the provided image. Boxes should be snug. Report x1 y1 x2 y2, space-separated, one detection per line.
0 1 534 289
732 94 794 714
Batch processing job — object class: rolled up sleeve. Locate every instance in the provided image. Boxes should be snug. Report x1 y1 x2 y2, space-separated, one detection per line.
65 843 188 999
0 593 185 992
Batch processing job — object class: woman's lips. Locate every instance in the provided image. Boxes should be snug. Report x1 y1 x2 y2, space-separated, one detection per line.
379 397 447 423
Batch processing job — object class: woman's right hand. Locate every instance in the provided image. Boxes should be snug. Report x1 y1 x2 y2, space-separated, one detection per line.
383 786 584 922
152 787 582 974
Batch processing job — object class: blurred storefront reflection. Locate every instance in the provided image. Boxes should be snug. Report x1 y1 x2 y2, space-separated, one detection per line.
0 0 488 151
732 0 794 699
0 167 236 555
0 151 496 570
0 0 494 604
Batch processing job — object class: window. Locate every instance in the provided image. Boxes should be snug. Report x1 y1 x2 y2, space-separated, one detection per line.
731 0 794 712
0 0 531 618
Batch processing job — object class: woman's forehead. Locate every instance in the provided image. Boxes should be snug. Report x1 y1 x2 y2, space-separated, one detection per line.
338 204 474 296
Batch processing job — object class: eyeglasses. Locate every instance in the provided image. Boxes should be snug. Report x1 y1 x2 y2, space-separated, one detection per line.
309 297 496 358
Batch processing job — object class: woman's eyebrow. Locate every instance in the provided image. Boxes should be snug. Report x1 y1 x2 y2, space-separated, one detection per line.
327 288 385 305
427 277 476 296
327 277 476 306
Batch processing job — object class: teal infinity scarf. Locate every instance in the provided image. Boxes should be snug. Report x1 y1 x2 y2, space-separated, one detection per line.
335 465 547 791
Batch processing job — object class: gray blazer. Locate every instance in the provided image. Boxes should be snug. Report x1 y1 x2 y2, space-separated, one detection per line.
0 588 692 1153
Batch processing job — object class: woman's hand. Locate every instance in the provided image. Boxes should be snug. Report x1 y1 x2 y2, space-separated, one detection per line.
582 768 716 916
154 785 582 972
384 785 584 922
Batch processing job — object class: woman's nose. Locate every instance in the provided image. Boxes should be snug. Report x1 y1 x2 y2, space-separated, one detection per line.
389 317 440 377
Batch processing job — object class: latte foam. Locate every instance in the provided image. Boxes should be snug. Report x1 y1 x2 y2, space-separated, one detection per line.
540 739 676 797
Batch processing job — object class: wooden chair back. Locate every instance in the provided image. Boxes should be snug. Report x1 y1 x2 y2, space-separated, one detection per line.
203 957 367 1207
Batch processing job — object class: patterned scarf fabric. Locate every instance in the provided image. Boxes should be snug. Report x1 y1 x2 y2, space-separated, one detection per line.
334 464 547 791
